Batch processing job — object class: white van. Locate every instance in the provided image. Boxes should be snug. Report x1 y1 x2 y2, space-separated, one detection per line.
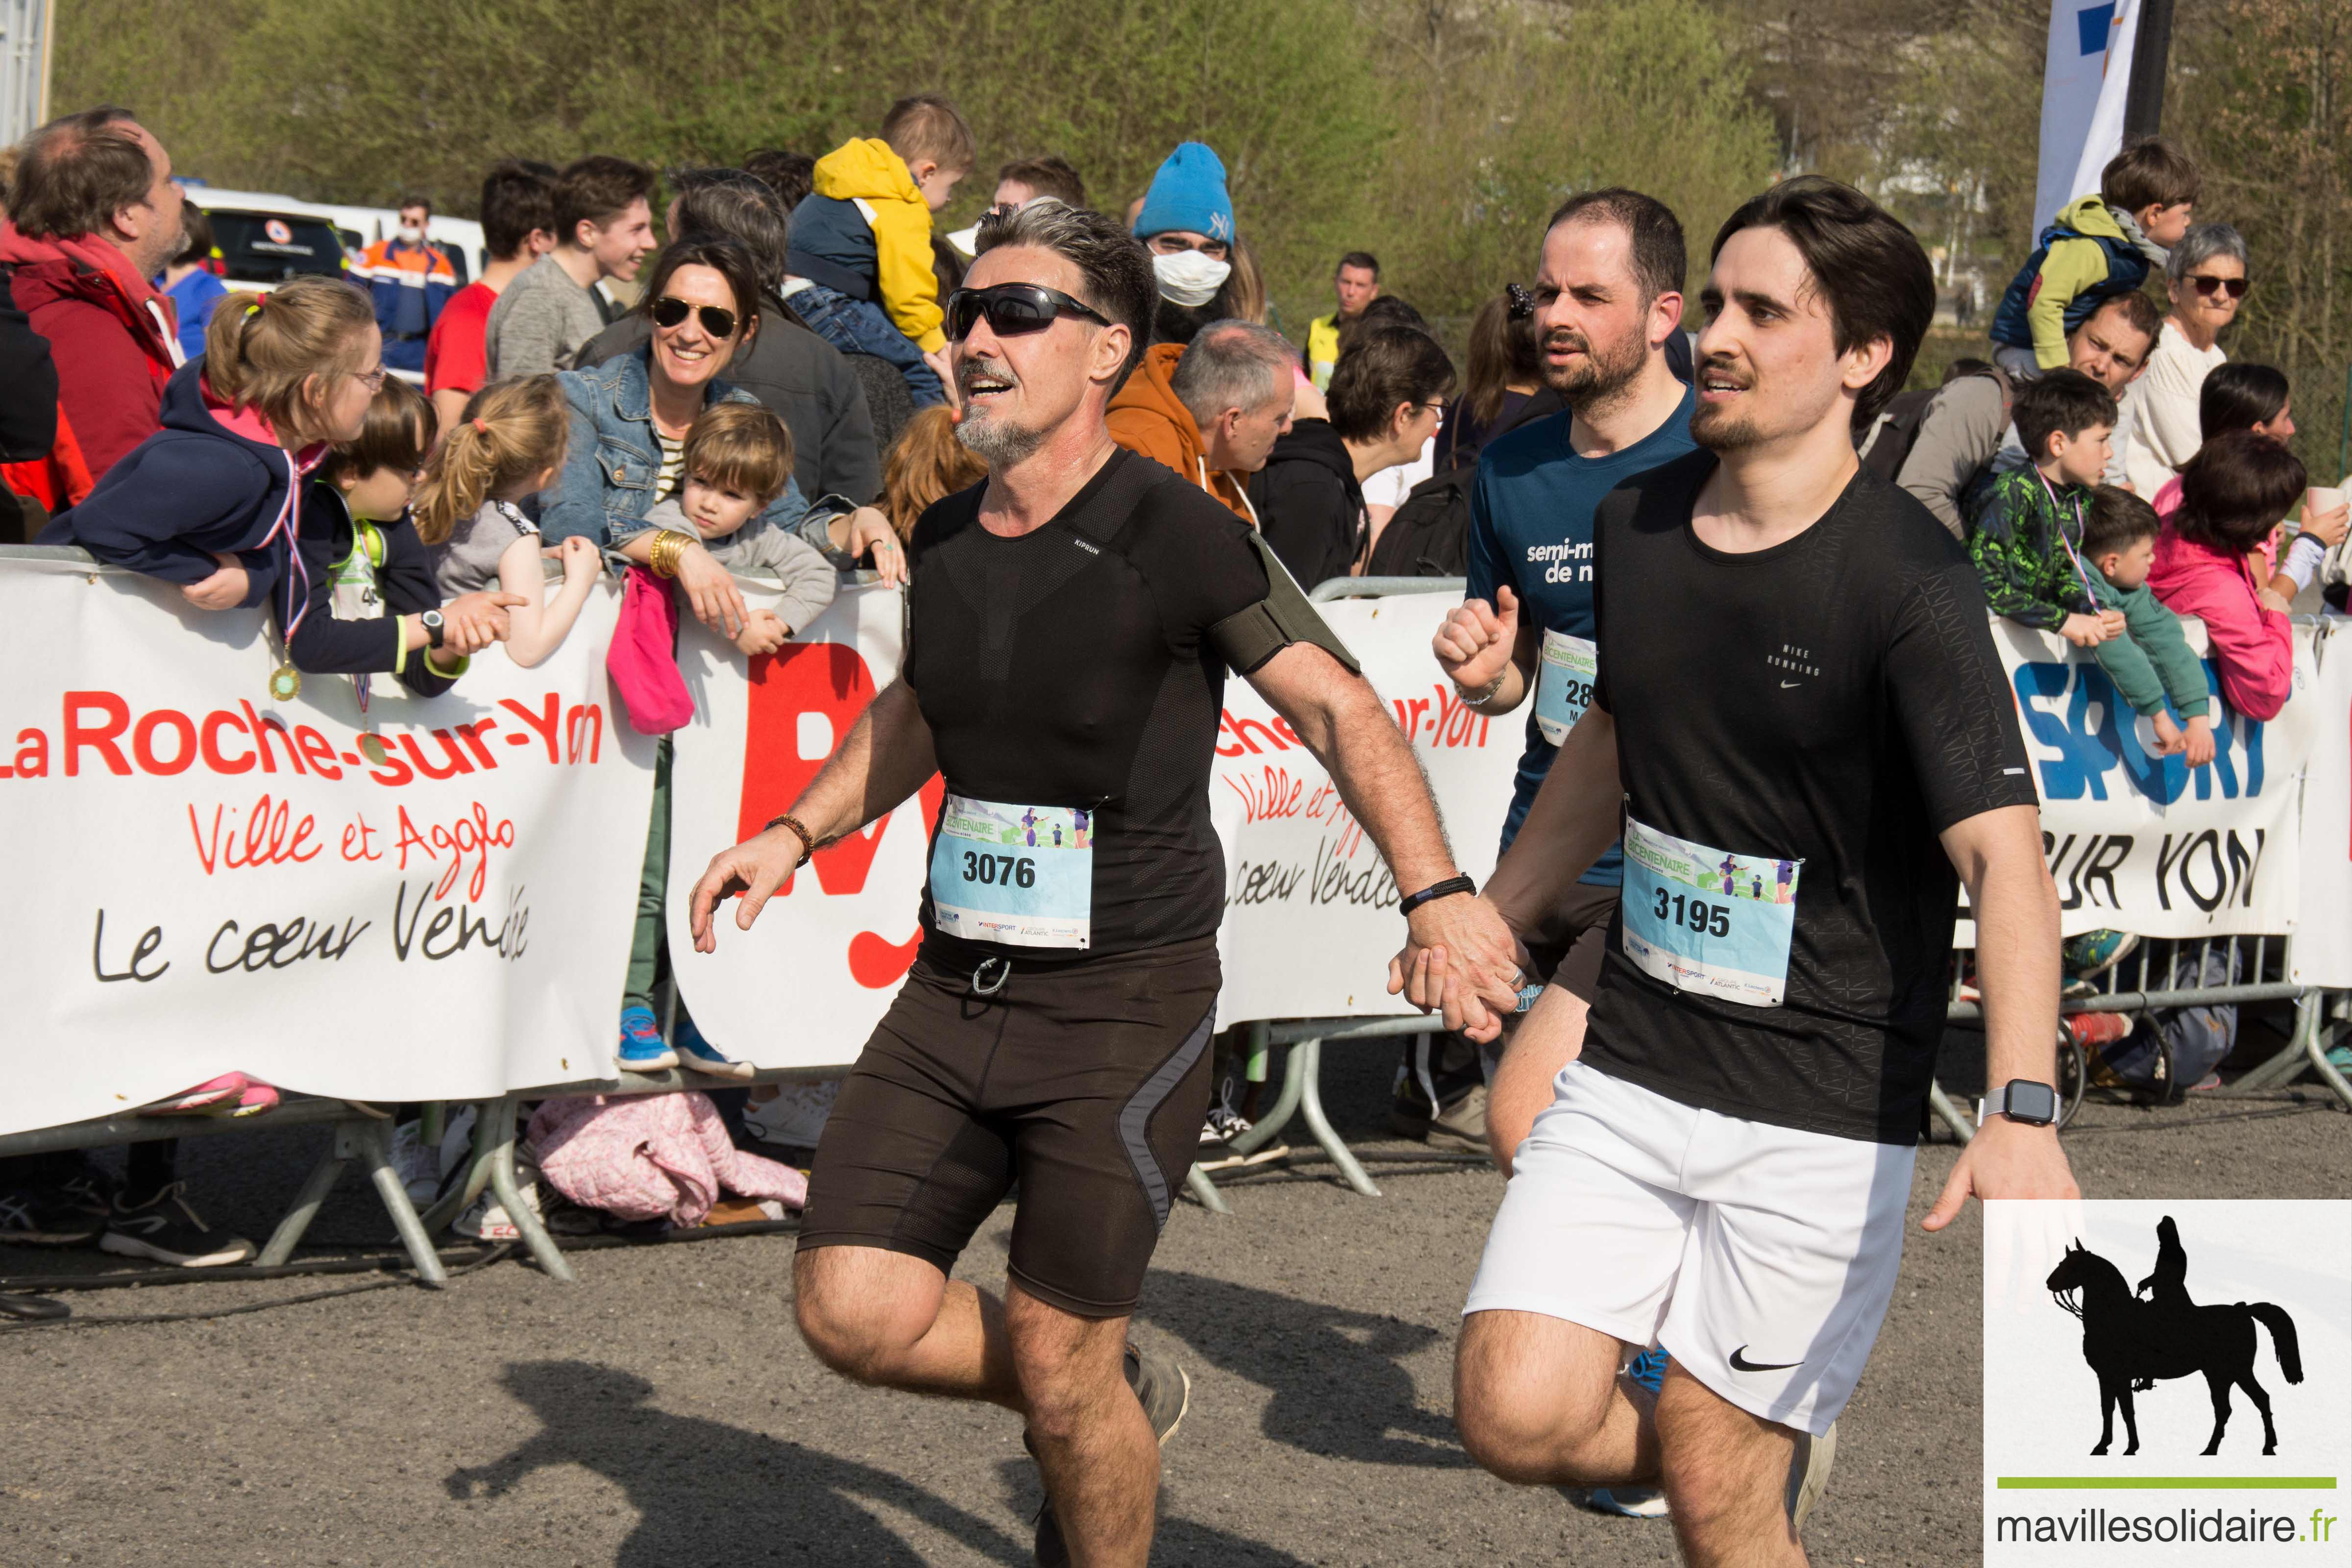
178 182 491 284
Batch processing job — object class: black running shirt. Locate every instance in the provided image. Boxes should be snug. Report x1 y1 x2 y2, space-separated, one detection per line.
1582 450 2036 1144
903 448 1274 960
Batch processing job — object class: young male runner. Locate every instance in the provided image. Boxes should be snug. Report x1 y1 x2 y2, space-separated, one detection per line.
689 199 1519 1568
1404 176 2079 1565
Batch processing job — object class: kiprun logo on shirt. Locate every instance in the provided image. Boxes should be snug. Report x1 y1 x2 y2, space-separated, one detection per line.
1523 539 1592 585
1982 1200 2351 1566
1767 644 1819 687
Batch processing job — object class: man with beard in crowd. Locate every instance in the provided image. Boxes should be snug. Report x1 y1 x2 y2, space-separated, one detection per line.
1424 189 1697 1518
1131 142 1246 346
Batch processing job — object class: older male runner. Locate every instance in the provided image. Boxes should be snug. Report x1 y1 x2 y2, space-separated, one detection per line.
689 200 1518 1568
1411 177 2079 1565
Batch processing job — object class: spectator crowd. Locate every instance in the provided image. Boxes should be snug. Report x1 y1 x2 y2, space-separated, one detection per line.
0 97 2342 1271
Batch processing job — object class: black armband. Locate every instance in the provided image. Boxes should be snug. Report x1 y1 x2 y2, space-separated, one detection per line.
1208 532 1362 676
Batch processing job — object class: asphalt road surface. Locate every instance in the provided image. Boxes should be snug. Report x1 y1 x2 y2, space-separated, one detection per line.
3 1028 2346 1568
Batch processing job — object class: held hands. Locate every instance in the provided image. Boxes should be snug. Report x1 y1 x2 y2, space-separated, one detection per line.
2180 714 2216 767
734 608 790 656
687 825 809 952
845 507 908 588
2058 612 2114 649
2149 710 2186 757
1921 1116 2079 1232
2098 608 2128 640
673 539 748 639
1385 891 1526 1041
181 553 249 611
1432 588 1519 696
437 591 526 656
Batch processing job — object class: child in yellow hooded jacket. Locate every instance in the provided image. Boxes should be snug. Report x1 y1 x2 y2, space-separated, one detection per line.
784 94 974 408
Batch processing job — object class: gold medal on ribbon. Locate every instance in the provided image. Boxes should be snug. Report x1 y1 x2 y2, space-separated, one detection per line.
356 734 392 768
268 662 301 702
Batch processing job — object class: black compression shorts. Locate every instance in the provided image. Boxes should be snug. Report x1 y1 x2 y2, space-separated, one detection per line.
795 935 1220 1318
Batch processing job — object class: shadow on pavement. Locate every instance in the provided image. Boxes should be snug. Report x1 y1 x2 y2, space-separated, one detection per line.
454 1359 1321 1566
1141 1269 1472 1468
449 1359 1028 1566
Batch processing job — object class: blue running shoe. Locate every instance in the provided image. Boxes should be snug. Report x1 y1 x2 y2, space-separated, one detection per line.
675 1017 752 1080
616 1006 677 1073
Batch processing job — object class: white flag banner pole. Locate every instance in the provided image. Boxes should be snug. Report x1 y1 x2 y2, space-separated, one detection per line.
2034 0 2142 233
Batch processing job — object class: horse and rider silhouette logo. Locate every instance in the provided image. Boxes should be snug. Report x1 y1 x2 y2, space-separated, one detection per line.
2047 1215 2304 1457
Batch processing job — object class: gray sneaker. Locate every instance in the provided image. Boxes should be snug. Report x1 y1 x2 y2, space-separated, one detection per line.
1786 1420 1838 1533
1424 1082 1489 1155
1031 1345 1191 1566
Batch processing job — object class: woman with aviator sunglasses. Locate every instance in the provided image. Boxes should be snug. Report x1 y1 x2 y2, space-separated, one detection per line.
2116 222 2251 498
542 236 872 635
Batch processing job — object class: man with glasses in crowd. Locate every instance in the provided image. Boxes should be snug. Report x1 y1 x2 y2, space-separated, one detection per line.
687 199 1519 1568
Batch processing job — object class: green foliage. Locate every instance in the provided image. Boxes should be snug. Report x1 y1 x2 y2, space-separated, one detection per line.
54 0 1767 323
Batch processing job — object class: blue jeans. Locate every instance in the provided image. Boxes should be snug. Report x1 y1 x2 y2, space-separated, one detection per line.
792 283 945 407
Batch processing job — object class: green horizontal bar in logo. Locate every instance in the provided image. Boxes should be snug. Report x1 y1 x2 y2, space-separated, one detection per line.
1997 1477 2340 1491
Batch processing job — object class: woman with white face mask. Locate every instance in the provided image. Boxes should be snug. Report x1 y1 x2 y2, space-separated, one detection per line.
1131 141 1247 345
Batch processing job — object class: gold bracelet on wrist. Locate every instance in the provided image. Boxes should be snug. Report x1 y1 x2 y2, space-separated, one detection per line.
648 531 687 578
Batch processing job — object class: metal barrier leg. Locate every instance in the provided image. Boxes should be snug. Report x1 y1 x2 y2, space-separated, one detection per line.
1295 1040 1381 1197
1184 1164 1231 1215
256 1140 350 1267
485 1100 575 1282
2301 994 2352 1112
419 1098 500 1237
350 1120 448 1288
1225 1041 1304 1158
1926 1081 1975 1145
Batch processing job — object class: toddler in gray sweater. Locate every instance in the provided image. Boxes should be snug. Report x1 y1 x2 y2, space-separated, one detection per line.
641 402 837 653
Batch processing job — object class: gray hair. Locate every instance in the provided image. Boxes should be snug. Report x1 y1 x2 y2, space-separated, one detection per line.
975 198 1155 378
2167 222 2248 286
670 167 792 295
1170 319 1297 429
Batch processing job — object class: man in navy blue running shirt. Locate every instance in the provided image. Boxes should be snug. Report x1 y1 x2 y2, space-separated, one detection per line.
1433 189 1697 1174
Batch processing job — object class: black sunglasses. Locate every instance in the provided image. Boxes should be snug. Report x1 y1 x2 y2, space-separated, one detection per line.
945 284 1109 341
2188 274 2250 300
651 295 739 338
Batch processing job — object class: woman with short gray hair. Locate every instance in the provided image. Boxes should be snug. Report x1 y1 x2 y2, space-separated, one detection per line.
2116 222 2250 495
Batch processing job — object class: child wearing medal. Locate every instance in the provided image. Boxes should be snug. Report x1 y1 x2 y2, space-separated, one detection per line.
413 375 604 669
293 376 520 706
1962 368 2124 651
40 278 391 651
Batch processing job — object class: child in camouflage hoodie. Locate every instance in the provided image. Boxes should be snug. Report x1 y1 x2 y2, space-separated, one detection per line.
1966 369 2124 650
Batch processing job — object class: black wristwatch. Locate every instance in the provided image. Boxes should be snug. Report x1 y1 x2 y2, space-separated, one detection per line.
1398 874 1477 917
420 610 446 650
1981 1079 2059 1127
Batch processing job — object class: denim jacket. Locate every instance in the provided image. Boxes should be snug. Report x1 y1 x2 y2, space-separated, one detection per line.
539 347 846 553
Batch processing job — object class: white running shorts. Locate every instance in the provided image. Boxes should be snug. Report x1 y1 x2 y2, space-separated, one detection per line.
1463 1060 1915 1436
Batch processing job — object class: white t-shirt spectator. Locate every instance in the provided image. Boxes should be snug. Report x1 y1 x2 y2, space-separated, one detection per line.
1362 436 1434 513
2116 317 2227 497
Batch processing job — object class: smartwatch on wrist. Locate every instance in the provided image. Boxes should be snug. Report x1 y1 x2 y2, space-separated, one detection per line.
420 610 446 650
1980 1078 2059 1127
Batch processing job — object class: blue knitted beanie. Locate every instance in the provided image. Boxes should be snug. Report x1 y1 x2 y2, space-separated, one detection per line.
1133 142 1234 244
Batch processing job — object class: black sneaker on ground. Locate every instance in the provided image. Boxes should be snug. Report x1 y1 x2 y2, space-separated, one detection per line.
1030 1344 1193 1566
0 1183 110 1247
99 1182 257 1267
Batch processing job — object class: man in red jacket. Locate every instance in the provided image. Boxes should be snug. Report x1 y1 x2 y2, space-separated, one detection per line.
0 105 187 488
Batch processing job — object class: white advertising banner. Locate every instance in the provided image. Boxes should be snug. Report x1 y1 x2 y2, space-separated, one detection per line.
2034 0 2141 232
1990 618 2318 941
665 585 1519 1068
0 559 656 1137
2292 623 2352 987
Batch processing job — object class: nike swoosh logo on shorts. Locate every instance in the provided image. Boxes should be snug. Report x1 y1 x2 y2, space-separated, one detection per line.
1729 1346 1803 1372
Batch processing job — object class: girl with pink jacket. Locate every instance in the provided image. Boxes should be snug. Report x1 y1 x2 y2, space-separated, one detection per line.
2148 430 2306 721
